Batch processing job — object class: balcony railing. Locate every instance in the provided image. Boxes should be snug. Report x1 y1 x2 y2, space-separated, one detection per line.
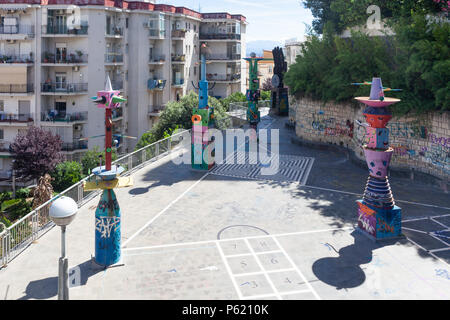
148 105 164 115
0 113 33 123
105 53 123 63
147 79 166 90
112 107 123 119
43 24 88 35
205 53 241 60
172 29 186 38
0 25 34 36
0 54 34 64
106 26 123 36
42 52 88 64
41 82 88 94
41 111 88 123
172 79 185 86
171 54 185 62
149 29 166 38
149 54 166 63
199 33 241 40
206 74 241 81
110 80 123 90
0 84 33 94
61 141 88 151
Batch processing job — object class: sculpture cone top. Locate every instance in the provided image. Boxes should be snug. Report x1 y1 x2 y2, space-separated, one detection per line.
355 77 400 108
105 75 113 91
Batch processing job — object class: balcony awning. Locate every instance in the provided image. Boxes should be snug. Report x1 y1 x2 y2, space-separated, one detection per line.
0 4 32 11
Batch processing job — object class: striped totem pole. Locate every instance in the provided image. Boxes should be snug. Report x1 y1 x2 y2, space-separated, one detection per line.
244 53 263 133
354 77 403 241
191 43 215 170
83 76 133 267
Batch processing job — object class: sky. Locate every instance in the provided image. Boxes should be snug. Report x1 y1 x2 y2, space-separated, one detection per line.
158 0 314 43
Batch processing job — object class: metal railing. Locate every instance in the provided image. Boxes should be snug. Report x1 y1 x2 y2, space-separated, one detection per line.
0 129 190 268
43 24 88 35
106 26 123 36
206 53 241 60
199 33 241 40
148 79 166 90
42 52 88 64
149 54 165 63
41 111 88 122
0 113 34 123
171 29 186 38
41 82 88 94
206 74 241 81
0 24 34 36
149 29 166 38
105 53 123 63
0 83 33 94
0 54 34 63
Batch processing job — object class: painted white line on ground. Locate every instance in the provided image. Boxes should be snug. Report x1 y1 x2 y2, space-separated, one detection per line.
279 289 313 296
242 293 278 300
429 247 450 253
430 217 450 229
122 226 352 252
403 214 450 223
244 238 282 300
403 227 429 234
215 241 244 300
271 236 321 300
232 268 296 278
122 171 210 248
404 236 449 266
301 184 450 211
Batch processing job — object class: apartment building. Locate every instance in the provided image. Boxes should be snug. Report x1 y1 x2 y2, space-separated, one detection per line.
284 38 302 69
0 1 247 189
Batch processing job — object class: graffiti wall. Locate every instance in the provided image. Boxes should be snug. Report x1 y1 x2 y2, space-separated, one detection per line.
291 97 450 180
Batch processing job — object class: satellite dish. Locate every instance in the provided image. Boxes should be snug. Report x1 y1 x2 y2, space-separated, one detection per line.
271 74 280 88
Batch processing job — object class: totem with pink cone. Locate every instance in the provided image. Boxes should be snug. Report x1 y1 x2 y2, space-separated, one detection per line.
354 77 403 241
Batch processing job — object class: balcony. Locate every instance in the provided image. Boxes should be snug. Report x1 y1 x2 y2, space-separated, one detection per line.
41 82 88 95
0 54 34 64
149 54 166 64
199 33 241 41
205 53 241 61
43 24 89 36
0 25 34 40
61 141 88 152
41 111 88 123
147 79 166 90
171 29 186 39
0 141 11 153
149 29 166 39
206 74 241 82
148 105 164 117
0 83 33 94
0 113 33 125
105 53 124 64
42 52 88 64
172 79 185 87
106 26 124 37
171 54 185 63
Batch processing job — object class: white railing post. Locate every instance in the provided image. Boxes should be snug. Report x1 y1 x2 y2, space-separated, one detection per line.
128 155 133 171
142 149 146 164
31 210 39 241
155 143 160 157
168 138 171 151
77 183 83 204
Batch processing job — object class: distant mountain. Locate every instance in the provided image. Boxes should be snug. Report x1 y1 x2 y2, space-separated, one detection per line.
246 40 283 56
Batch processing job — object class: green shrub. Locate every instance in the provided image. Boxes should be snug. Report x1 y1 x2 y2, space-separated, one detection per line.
50 161 84 192
219 91 247 111
260 90 271 101
16 188 31 199
81 147 118 175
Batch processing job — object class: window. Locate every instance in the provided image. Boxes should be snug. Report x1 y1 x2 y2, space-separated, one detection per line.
194 66 197 76
0 100 3 112
126 18 128 28
0 129 3 140
194 24 196 32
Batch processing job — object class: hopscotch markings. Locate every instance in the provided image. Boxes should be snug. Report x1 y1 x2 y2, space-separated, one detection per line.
215 235 320 300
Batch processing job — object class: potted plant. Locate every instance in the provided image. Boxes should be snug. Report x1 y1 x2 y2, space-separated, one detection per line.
69 53 76 63
76 50 83 62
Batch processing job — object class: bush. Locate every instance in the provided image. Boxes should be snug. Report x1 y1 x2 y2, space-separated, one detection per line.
260 90 271 101
285 13 449 114
50 161 84 192
136 91 230 149
1 198 32 222
16 188 31 199
219 91 247 111
81 147 118 175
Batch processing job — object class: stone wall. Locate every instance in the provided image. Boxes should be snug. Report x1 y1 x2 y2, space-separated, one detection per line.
291 96 450 182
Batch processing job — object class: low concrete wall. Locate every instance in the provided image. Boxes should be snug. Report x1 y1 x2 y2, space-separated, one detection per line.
290 96 450 187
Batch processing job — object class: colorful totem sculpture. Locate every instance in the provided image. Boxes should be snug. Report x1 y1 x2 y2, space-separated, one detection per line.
244 53 271 132
354 78 403 241
191 43 215 170
271 46 289 116
83 76 133 267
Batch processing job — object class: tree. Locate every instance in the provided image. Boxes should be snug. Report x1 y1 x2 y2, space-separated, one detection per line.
10 126 63 181
50 161 84 192
136 91 230 149
81 146 117 175
261 77 273 91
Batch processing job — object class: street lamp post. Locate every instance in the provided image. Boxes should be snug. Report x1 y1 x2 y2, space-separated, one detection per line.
49 196 78 300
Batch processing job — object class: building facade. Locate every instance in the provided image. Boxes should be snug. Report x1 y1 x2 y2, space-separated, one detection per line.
0 1 247 189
